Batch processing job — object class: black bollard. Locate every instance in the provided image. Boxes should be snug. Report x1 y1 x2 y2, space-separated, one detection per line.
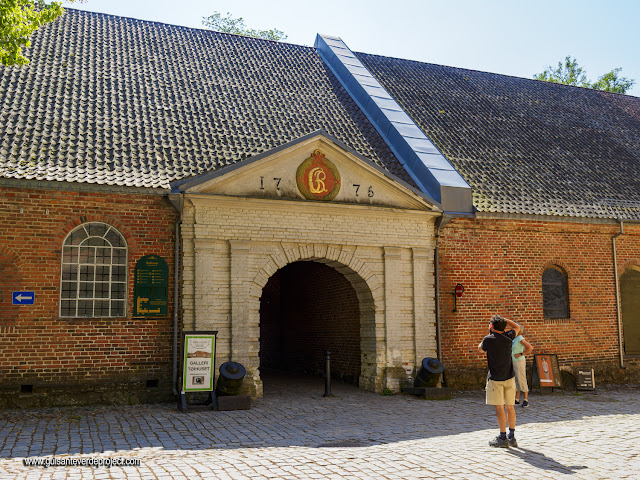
323 350 333 397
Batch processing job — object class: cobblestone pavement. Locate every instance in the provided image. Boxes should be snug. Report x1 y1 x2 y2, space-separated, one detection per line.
1 374 639 480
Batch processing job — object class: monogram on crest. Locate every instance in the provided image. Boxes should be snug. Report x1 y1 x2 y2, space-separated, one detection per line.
296 150 341 201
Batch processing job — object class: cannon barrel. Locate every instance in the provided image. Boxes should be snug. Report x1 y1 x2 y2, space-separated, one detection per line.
215 362 246 396
414 357 444 388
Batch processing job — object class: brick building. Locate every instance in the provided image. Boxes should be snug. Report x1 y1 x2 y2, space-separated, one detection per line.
0 9 638 406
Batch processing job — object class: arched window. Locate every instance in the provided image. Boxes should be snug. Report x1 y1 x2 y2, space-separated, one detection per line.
60 223 127 318
542 266 569 318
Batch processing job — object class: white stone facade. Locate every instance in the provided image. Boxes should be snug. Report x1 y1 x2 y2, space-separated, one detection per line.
177 134 441 396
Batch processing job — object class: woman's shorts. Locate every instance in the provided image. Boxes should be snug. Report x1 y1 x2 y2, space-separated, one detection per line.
513 359 529 393
486 377 516 405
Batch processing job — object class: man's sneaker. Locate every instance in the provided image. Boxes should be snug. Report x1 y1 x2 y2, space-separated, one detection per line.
508 436 518 448
515 399 520 405
489 436 509 448
522 400 529 408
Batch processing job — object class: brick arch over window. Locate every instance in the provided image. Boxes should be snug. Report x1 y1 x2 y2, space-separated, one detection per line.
542 264 570 319
248 244 383 390
60 222 128 318
55 215 138 253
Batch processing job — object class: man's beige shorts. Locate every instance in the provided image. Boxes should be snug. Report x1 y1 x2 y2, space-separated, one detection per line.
485 377 516 405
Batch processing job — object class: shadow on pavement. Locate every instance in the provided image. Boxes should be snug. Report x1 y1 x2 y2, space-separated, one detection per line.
508 446 589 474
0 371 638 458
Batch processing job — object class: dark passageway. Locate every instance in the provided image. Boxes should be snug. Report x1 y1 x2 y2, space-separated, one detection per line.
259 261 361 387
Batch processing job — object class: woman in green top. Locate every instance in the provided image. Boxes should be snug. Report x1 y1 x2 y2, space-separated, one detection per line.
512 334 533 407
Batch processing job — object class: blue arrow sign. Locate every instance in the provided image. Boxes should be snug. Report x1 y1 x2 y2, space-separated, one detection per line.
12 291 35 305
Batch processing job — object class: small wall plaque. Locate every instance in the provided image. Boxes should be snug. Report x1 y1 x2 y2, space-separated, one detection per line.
134 255 169 316
576 368 596 391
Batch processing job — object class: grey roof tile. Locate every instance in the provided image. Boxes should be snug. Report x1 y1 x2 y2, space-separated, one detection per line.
357 52 640 220
0 9 411 190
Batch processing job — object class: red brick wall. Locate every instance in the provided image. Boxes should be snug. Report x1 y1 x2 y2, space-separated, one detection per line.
438 217 640 387
260 261 361 384
0 185 178 406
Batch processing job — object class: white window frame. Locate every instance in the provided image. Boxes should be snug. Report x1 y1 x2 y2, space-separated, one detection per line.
60 222 128 318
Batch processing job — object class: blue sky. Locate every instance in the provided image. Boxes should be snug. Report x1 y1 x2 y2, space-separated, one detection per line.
69 0 640 97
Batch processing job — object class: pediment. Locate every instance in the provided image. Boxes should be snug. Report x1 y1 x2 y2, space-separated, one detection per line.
174 132 441 212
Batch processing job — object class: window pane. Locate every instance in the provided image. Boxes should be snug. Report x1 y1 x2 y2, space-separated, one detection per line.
95 266 110 282
111 300 125 317
111 282 126 300
88 237 109 247
79 246 95 264
95 282 110 299
86 223 108 238
543 268 568 318
61 281 77 299
95 247 111 265
77 300 93 316
62 264 77 281
95 300 110 316
80 265 95 281
105 228 125 247
112 249 126 265
79 282 93 299
112 265 126 282
62 246 78 264
61 300 76 316
68 228 87 245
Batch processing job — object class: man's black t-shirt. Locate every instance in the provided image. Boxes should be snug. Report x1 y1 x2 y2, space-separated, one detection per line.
481 330 516 381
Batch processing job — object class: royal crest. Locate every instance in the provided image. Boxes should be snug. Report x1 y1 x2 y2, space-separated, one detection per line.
296 150 341 201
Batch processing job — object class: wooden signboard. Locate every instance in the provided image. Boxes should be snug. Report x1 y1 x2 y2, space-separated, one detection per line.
576 368 596 391
532 354 562 390
134 255 169 316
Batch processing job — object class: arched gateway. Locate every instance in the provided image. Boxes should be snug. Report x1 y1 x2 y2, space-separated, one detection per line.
173 132 442 397
255 251 378 390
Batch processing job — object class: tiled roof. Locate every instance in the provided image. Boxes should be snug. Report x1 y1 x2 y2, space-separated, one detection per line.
0 9 410 190
358 53 640 220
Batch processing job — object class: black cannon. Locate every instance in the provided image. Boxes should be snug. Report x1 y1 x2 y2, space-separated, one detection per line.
414 357 445 388
215 362 246 397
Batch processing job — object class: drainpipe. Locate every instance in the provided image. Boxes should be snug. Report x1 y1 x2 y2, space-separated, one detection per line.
612 220 625 369
172 194 184 395
434 215 452 385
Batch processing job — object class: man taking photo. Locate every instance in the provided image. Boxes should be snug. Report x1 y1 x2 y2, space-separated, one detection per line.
478 314 521 448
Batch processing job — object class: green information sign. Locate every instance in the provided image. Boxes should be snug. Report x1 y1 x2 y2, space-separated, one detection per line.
134 255 169 316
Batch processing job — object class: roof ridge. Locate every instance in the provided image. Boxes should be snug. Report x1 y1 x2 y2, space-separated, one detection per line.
62 7 311 50
356 51 640 100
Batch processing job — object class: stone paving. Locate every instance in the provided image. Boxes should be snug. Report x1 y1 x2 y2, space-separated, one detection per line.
0 374 639 479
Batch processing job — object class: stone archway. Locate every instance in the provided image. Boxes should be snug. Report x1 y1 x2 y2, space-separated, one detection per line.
248 246 382 395
621 266 640 354
259 260 366 387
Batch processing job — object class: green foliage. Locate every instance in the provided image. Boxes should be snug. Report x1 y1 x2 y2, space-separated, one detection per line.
591 68 635 94
533 55 589 87
534 55 635 94
380 387 394 396
202 11 287 42
1 0 64 66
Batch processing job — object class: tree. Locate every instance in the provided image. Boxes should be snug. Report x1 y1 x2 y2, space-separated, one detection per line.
202 11 287 42
534 56 589 87
591 68 635 94
0 0 83 67
534 55 635 94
